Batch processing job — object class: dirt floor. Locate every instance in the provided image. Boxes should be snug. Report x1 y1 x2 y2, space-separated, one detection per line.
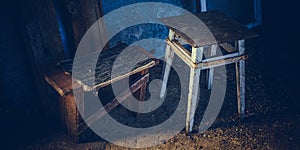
1 33 299 149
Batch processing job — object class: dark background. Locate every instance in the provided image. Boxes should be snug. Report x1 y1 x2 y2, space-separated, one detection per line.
1 0 299 148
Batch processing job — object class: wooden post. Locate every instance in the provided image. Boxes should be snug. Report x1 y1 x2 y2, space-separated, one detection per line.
64 0 107 53
160 29 175 99
237 39 246 116
186 47 203 133
208 44 217 89
200 0 207 12
45 71 84 142
60 92 83 142
137 70 149 116
137 83 147 116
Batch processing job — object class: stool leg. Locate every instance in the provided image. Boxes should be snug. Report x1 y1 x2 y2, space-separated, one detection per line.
237 40 246 116
160 44 174 99
160 30 175 99
186 47 203 133
208 44 217 89
186 67 201 132
238 60 245 116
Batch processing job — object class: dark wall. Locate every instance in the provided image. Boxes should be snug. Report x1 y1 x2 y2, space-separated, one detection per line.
207 0 254 23
261 0 300 108
0 2 48 148
0 2 38 109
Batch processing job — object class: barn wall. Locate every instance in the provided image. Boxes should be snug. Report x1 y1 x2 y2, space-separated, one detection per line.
99 0 197 58
0 1 37 109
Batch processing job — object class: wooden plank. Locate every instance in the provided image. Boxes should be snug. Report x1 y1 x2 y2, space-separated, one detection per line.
159 11 258 48
160 30 176 99
202 52 239 63
78 74 149 134
173 40 192 57
186 46 203 133
92 61 155 92
164 39 243 71
166 39 195 68
58 44 158 92
45 71 83 96
199 55 248 69
60 92 82 142
220 43 236 53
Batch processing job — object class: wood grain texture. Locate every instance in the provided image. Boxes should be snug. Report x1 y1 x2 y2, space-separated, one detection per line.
45 71 83 96
159 10 258 47
58 44 158 91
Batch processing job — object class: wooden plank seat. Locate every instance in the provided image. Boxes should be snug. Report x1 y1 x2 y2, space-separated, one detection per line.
45 43 158 142
159 10 258 48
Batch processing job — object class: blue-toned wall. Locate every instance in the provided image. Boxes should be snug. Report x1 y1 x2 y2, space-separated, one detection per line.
101 0 197 58
102 0 197 15
100 0 257 58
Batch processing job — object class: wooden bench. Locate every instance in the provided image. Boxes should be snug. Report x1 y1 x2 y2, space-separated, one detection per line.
45 44 158 142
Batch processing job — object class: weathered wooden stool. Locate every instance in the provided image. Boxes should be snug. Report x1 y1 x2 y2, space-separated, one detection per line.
159 11 258 133
45 44 158 141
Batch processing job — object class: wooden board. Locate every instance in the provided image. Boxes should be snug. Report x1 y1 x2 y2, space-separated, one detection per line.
45 71 83 96
159 10 258 48
58 44 158 91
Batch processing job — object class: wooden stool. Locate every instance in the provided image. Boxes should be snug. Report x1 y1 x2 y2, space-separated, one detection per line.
45 44 158 142
159 11 258 133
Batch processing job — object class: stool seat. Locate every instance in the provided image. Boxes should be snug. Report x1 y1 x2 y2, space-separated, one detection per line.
159 10 258 47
